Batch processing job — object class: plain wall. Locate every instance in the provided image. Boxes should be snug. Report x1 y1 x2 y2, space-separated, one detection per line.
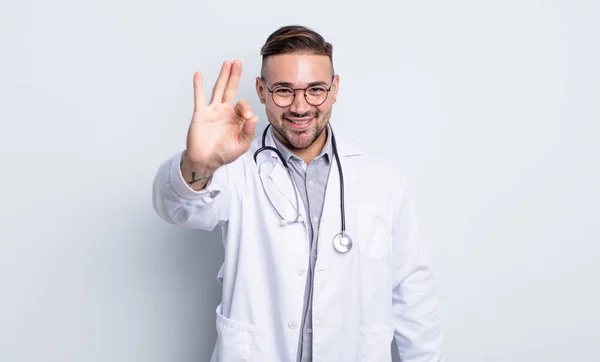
1 0 599 361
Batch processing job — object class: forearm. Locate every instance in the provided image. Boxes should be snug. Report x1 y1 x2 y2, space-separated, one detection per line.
392 259 444 361
391 173 444 361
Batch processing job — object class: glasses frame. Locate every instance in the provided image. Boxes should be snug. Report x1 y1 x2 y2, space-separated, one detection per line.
260 76 335 108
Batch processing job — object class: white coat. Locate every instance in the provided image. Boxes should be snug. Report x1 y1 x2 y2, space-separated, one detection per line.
152 127 444 362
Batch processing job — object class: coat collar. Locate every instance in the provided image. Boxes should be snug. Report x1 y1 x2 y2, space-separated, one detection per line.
251 122 364 166
251 122 362 217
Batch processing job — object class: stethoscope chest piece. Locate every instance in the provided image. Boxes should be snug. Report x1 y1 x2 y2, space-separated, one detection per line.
333 232 352 253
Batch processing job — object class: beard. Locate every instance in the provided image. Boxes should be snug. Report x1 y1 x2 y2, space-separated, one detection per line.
266 108 331 150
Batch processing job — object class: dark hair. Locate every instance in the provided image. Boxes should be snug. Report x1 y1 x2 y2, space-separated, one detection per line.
260 25 334 77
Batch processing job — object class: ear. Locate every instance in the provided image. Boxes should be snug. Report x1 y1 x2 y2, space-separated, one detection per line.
255 77 266 104
331 74 340 104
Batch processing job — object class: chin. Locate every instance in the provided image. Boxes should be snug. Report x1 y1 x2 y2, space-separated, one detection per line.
285 132 315 149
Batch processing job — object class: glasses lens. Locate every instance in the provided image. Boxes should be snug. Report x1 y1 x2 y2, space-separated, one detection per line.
272 87 294 107
305 86 328 106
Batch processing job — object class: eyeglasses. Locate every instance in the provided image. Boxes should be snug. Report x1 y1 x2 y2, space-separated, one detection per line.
261 76 334 108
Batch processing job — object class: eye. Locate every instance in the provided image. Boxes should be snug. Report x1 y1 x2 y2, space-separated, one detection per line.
274 88 293 96
308 87 326 95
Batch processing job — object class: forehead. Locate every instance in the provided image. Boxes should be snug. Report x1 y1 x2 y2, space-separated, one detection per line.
263 53 332 84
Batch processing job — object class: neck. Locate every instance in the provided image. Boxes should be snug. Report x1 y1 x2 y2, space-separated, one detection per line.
274 127 328 165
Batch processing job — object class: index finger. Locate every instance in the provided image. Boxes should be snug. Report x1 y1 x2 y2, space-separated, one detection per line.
193 72 206 111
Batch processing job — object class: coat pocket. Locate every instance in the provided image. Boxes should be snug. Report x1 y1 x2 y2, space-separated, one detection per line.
213 305 256 362
360 324 395 362
357 209 393 261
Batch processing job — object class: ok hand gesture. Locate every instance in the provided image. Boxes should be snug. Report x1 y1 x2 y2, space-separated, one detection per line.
182 60 258 190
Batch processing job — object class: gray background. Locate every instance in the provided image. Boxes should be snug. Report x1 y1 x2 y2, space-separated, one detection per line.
1 0 599 361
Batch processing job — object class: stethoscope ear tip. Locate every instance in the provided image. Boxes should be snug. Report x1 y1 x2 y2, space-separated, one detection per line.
279 216 304 225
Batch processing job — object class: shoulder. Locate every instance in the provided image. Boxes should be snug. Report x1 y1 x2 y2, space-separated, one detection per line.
337 131 412 207
338 131 407 183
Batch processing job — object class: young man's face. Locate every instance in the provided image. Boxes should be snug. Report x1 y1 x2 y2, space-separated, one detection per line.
256 53 339 150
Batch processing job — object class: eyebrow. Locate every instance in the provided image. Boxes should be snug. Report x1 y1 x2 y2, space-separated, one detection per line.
271 80 330 88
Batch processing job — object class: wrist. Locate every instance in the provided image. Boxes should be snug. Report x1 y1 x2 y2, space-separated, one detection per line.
180 151 216 190
181 151 217 175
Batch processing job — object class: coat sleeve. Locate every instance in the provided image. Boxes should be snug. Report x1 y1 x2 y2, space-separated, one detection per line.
152 151 232 230
391 173 444 361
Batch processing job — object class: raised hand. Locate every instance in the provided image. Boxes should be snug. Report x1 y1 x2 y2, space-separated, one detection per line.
182 60 258 190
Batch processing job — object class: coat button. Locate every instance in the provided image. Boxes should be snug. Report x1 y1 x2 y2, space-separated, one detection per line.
288 320 298 329
297 268 307 276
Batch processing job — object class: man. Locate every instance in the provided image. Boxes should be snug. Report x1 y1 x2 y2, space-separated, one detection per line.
153 25 444 362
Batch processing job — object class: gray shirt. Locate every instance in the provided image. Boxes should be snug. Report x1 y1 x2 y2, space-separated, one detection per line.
271 127 333 362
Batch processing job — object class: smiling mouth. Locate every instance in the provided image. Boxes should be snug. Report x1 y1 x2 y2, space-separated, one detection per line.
286 113 316 121
286 118 313 125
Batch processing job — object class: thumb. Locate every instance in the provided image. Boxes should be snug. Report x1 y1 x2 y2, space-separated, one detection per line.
240 115 258 144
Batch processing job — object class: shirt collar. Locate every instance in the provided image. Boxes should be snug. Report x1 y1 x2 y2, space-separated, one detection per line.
270 124 332 165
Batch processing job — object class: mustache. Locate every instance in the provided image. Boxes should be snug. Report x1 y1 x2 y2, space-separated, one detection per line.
283 111 318 118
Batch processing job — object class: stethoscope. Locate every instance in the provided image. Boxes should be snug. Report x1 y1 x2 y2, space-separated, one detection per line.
252 124 353 253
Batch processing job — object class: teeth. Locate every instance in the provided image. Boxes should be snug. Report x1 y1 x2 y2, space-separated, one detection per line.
288 119 310 124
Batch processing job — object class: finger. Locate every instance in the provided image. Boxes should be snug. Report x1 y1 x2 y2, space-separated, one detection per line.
222 60 242 105
193 72 206 111
240 115 259 143
233 99 254 120
209 61 233 105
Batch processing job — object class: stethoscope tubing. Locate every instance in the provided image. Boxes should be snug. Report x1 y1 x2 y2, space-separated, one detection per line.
253 124 346 235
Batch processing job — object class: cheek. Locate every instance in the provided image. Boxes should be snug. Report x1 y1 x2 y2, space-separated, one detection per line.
266 105 283 119
316 103 333 117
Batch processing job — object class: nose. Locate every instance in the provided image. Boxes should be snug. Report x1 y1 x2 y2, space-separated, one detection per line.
289 89 311 114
